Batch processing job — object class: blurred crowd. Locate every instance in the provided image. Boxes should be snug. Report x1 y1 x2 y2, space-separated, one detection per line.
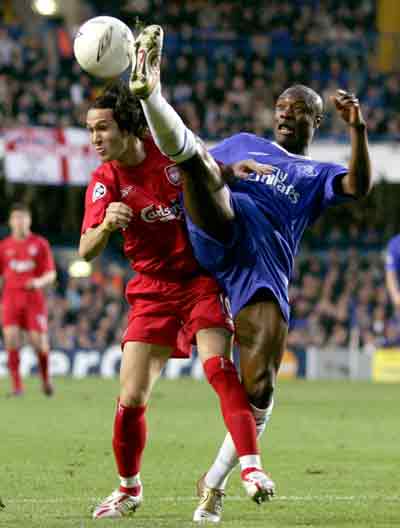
36 241 396 355
1 0 400 355
1 0 400 140
289 249 398 352
48 259 129 351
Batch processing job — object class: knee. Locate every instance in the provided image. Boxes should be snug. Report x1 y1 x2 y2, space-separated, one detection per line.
4 333 19 350
119 384 149 408
245 366 276 409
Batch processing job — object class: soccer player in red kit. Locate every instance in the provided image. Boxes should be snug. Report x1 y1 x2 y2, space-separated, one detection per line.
79 82 274 519
0 203 56 396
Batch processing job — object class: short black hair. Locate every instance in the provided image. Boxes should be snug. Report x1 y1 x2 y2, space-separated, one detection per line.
90 80 147 138
279 84 323 117
9 202 31 216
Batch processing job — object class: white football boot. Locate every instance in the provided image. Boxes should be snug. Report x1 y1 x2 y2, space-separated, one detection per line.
129 24 163 99
241 468 275 504
193 474 225 523
92 488 142 519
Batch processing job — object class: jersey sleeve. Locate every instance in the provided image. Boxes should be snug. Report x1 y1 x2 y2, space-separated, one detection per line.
318 162 354 208
210 134 246 164
386 237 400 271
81 169 118 234
37 238 56 275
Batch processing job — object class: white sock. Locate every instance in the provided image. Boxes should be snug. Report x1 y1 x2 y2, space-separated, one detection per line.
140 84 197 163
239 454 262 472
119 474 141 489
205 399 274 490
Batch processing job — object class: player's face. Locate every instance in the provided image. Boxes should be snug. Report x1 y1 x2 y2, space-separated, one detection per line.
273 94 318 154
9 210 31 237
86 108 129 162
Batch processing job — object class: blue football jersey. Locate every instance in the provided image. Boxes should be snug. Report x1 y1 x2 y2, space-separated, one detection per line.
186 133 352 322
386 234 400 285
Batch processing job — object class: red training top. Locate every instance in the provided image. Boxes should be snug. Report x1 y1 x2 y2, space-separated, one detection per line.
0 233 55 293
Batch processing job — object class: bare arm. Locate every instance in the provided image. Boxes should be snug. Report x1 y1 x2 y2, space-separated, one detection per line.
331 89 372 198
26 270 57 290
79 222 112 261
79 202 133 261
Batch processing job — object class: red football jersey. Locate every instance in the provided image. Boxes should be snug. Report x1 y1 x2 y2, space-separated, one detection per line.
81 136 202 278
0 233 55 292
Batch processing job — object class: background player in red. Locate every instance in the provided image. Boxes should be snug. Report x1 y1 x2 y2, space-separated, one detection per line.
0 203 56 396
79 81 274 519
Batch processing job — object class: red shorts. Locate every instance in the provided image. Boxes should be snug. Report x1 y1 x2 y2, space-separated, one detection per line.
1 289 48 333
122 273 234 358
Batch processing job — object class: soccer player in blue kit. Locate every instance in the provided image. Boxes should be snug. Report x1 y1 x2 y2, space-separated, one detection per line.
130 25 373 522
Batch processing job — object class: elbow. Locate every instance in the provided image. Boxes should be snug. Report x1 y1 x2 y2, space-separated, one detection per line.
348 174 373 199
356 180 373 198
352 186 371 199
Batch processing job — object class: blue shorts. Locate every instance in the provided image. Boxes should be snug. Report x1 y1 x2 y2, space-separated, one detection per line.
185 191 290 323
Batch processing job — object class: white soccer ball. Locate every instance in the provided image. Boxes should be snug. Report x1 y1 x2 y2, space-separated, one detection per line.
74 16 134 78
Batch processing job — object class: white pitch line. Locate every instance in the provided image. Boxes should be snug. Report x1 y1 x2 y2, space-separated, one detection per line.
3 495 400 504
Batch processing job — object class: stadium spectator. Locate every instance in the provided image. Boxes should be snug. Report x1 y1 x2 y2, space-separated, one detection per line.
0 0 397 358
0 0 386 138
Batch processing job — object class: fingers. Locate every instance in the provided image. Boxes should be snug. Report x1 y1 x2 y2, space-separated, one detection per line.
235 160 274 178
107 202 133 216
106 202 133 229
331 89 360 109
252 162 274 175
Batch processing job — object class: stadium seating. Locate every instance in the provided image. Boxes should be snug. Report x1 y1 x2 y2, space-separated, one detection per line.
0 0 398 354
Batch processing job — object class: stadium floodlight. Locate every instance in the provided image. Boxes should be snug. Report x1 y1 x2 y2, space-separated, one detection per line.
32 0 59 16
68 259 92 278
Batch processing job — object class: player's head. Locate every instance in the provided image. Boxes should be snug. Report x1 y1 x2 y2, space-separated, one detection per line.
9 203 32 237
86 80 147 162
274 85 323 155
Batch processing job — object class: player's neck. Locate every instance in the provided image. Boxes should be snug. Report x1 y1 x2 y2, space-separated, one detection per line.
116 136 146 167
287 144 309 156
12 231 30 241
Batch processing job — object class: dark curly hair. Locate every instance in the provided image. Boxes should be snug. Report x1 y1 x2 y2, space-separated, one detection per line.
90 80 148 138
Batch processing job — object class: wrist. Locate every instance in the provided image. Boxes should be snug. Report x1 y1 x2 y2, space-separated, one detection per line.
219 162 236 184
100 219 114 233
349 122 367 132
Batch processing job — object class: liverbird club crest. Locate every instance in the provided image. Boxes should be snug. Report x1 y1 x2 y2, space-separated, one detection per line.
165 164 182 186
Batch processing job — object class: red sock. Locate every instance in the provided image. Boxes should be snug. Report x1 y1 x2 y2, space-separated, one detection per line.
37 352 50 386
112 400 147 489
7 349 23 393
203 356 258 457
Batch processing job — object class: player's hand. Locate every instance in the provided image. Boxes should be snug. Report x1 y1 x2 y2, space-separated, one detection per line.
330 89 366 129
25 278 40 290
231 160 274 180
102 202 133 232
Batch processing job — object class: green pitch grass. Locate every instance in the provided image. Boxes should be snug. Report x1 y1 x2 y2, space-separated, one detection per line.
0 377 399 527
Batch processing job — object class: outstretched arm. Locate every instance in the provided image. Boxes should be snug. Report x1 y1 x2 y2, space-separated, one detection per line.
331 89 372 198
